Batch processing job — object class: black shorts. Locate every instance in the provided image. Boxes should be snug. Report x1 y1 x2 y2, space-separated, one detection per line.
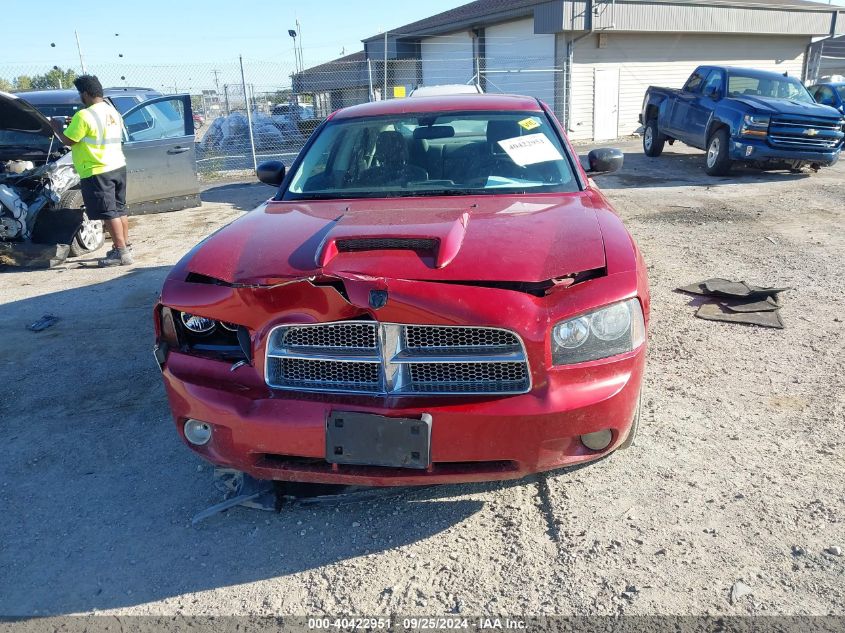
79 166 127 221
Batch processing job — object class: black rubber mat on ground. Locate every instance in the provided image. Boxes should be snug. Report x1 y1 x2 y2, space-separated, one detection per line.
677 278 789 328
696 302 785 329
677 278 791 299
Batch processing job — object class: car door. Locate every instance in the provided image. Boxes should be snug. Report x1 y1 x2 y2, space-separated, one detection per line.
121 95 200 213
667 69 708 143
687 69 724 149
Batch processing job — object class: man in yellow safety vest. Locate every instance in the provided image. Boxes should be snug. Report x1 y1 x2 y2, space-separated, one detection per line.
50 75 133 267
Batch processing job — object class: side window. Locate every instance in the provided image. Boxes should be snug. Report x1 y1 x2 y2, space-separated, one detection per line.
702 71 724 97
124 98 188 142
684 71 707 93
815 86 836 106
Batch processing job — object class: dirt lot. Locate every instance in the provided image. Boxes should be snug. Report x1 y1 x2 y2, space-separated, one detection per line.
1 139 843 617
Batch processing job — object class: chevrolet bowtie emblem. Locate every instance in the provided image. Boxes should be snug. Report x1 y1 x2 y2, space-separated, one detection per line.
804 128 819 136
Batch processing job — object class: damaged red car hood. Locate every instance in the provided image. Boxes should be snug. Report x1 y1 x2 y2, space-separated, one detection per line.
185 193 607 285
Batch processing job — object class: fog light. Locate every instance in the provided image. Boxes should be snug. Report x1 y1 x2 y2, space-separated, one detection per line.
745 145 753 157
581 429 613 451
184 419 212 445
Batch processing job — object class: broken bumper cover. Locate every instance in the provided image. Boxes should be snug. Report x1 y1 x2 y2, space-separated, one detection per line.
730 138 840 165
160 345 645 486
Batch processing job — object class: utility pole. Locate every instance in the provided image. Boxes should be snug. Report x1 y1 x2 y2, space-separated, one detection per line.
211 69 221 94
74 29 87 74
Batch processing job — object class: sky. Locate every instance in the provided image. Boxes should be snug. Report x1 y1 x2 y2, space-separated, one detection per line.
4 0 845 91
2 0 466 89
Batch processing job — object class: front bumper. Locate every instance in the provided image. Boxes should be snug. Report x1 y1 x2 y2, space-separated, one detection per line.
730 138 840 166
161 344 645 486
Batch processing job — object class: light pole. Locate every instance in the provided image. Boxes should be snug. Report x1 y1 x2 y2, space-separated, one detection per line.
74 30 87 74
288 29 302 74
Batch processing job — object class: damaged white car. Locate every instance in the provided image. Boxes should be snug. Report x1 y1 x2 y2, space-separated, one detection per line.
1 90 201 266
0 92 99 264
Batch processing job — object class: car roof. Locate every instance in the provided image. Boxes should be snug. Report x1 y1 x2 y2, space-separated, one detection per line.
814 81 845 86
332 94 543 119
16 87 161 104
717 66 799 80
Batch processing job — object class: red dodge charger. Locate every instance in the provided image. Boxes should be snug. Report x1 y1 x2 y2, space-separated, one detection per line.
154 94 649 486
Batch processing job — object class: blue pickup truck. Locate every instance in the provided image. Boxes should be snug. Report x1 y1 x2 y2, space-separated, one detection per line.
640 66 845 175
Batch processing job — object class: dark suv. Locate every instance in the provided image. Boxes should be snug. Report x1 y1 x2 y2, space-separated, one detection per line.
15 86 164 119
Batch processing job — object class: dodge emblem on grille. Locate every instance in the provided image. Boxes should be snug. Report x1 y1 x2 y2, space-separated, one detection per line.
804 128 819 136
369 289 388 309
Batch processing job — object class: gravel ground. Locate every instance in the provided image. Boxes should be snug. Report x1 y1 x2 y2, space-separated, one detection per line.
1 139 843 617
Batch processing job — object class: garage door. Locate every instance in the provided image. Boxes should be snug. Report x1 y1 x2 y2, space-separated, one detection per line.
484 18 556 106
421 32 475 86
568 33 809 141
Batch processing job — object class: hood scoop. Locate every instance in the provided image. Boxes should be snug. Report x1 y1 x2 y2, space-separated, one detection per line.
336 237 437 252
318 212 469 269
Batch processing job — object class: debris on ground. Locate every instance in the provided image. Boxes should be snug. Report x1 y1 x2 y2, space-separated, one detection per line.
677 278 791 328
191 467 420 525
27 314 60 332
827 546 843 557
730 581 754 604
191 468 276 525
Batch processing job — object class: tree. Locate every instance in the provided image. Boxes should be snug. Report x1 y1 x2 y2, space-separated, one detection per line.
30 67 78 90
13 75 33 91
0 77 12 92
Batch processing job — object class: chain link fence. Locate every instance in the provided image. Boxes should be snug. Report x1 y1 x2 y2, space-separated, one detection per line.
1 56 569 183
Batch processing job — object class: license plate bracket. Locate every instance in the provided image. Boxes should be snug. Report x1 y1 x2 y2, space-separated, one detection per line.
326 411 432 470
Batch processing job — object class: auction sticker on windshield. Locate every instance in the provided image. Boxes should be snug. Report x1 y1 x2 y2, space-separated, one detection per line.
497 134 563 166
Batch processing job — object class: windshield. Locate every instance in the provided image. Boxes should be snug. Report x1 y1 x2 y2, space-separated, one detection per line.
285 110 578 200
727 73 814 103
32 103 83 118
836 86 845 101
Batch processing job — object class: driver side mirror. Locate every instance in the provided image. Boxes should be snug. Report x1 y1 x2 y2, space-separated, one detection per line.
586 148 623 175
256 160 286 186
704 85 721 100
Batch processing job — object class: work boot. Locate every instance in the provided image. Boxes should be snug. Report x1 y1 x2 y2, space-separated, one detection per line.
105 243 133 258
98 247 134 267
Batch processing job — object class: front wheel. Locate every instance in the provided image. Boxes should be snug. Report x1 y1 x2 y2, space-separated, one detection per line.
705 128 732 176
643 119 665 157
70 212 105 256
59 189 105 256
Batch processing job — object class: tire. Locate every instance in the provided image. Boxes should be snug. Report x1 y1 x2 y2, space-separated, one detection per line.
59 189 106 256
705 128 732 176
643 119 665 157
619 394 641 450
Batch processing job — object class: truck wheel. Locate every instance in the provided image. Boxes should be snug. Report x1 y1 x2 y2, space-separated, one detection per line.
643 119 665 157
60 189 106 256
705 128 732 176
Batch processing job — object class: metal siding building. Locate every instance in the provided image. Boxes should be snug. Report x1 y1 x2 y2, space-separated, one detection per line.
361 0 844 141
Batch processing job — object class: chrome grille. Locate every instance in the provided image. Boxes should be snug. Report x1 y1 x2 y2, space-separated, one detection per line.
768 116 844 151
280 323 377 350
265 322 530 395
404 325 520 352
267 357 381 392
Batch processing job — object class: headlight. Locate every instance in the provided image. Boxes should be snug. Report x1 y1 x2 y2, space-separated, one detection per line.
552 299 645 365
743 114 770 127
180 312 215 334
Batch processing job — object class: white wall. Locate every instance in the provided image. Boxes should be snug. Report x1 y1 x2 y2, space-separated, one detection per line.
568 33 809 141
484 18 557 106
421 32 475 86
